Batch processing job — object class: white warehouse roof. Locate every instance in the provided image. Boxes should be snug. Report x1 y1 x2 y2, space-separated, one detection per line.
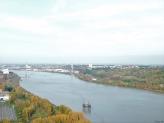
2 69 9 74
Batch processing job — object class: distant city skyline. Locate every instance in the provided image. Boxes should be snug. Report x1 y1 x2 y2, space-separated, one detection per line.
0 0 164 64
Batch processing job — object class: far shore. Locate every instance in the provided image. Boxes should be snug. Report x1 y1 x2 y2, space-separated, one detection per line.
18 69 164 94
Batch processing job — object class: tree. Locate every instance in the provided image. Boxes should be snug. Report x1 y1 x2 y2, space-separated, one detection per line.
1 119 11 123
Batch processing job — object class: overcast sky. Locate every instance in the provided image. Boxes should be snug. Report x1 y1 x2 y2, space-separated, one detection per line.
0 0 164 64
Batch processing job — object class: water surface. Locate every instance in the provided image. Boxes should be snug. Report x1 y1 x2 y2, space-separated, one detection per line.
14 71 164 123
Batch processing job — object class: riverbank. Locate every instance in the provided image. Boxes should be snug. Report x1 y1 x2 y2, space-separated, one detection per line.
10 87 90 123
31 69 164 93
0 72 91 123
74 68 164 93
15 70 164 123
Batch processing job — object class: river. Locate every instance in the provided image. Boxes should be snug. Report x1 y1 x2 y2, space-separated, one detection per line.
13 70 164 123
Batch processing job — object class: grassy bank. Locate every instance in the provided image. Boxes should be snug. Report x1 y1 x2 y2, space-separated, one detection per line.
75 67 164 93
0 73 91 123
8 87 90 123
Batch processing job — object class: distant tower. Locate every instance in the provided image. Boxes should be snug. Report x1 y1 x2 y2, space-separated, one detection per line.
71 64 74 73
25 65 31 78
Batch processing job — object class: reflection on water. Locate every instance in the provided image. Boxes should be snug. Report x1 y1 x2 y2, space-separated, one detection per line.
83 107 91 114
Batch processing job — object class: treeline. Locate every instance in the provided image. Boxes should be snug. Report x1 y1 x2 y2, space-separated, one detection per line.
0 83 14 92
32 112 89 123
78 68 164 92
0 84 3 90
0 119 11 123
6 87 90 123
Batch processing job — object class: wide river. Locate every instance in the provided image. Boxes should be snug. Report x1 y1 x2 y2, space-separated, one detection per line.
14 70 164 123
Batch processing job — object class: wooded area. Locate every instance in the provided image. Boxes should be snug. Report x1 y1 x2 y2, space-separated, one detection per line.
0 87 91 123
77 67 164 92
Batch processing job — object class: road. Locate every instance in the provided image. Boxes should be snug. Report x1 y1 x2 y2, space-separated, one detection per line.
0 102 16 121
